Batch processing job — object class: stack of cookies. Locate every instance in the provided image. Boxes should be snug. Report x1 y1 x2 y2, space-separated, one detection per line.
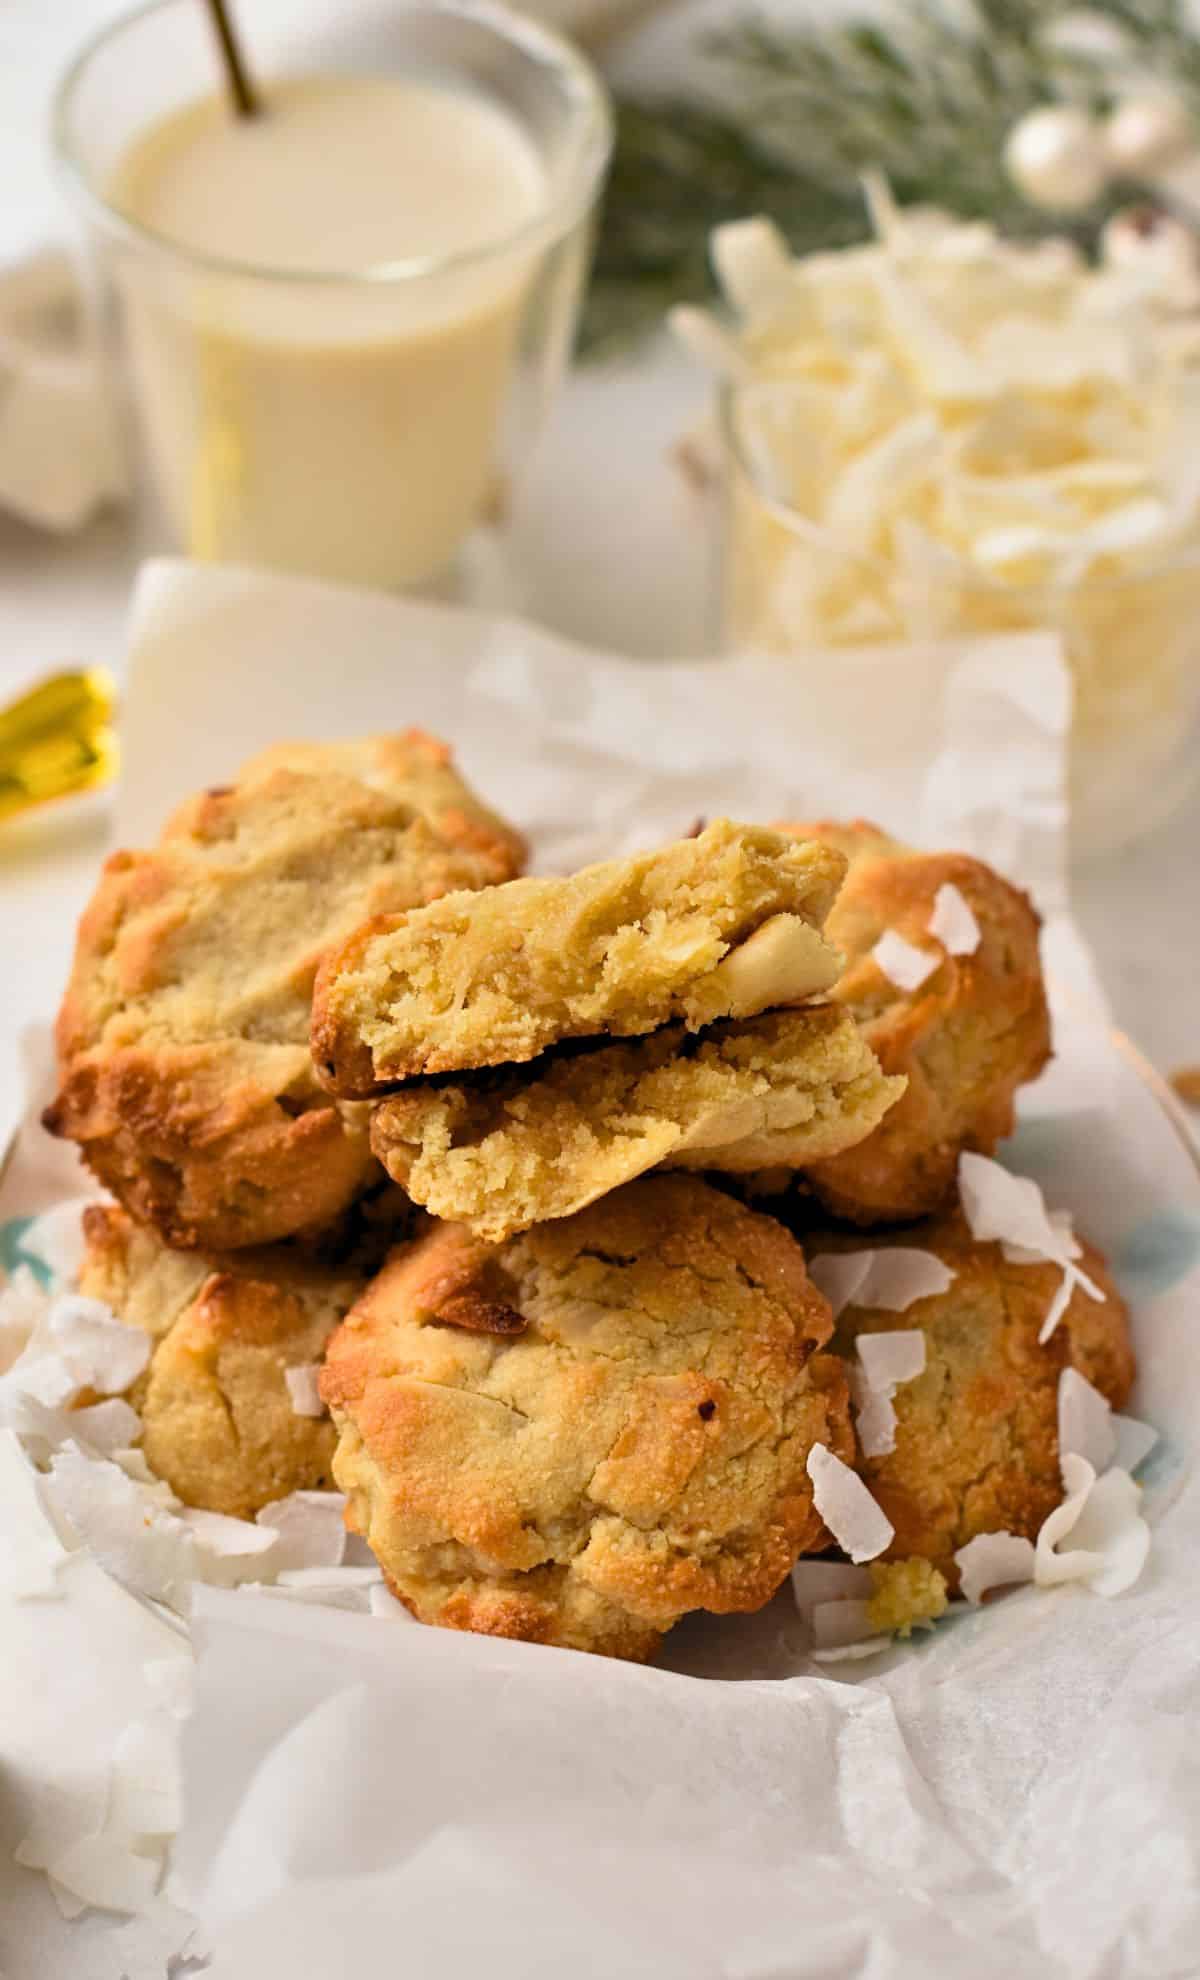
45 731 1136 1663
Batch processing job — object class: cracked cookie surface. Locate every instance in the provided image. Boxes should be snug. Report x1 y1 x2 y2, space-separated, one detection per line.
311 819 846 1095
773 820 1051 1224
815 1210 1135 1584
46 732 523 1250
370 1006 905 1243
79 1202 398 1518
321 1174 854 1660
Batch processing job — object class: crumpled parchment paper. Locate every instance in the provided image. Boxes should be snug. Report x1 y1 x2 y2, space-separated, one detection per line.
4 558 1197 1980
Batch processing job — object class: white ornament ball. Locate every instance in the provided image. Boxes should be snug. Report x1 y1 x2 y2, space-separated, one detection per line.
1105 89 1196 178
1005 106 1109 212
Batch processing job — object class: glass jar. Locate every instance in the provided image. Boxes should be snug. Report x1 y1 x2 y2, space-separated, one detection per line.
719 378 1200 857
53 0 612 594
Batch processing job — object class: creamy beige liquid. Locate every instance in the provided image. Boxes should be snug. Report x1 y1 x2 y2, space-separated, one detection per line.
110 76 547 587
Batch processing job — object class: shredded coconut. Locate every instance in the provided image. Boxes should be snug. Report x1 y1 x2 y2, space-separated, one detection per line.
808 1248 952 1321
256 1490 347 1572
871 929 940 991
1035 1453 1150 1597
1057 1367 1117 1477
927 882 981 955
789 1559 873 1612
806 1443 895 1562
1113 1412 1159 1475
954 1531 1036 1605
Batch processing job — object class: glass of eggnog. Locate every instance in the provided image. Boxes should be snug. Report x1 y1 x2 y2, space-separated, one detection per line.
52 0 611 591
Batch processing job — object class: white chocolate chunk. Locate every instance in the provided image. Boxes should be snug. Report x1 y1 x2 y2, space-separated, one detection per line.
706 913 841 1011
285 1364 326 1418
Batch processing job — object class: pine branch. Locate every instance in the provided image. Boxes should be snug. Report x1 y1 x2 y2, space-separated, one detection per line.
581 0 1200 354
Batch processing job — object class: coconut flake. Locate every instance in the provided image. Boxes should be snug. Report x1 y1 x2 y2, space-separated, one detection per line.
807 1252 871 1319
1004 1220 1083 1271
181 1508 279 1588
1038 1259 1108 1345
871 929 940 991
850 1369 899 1459
259 1565 380 1614
811 1635 893 1664
927 882 981 955
285 1363 326 1418
42 1832 161 1916
857 1329 927 1390
71 1397 142 1458
256 1489 347 1572
1035 1453 1150 1597
842 1327 929 1458
48 1296 152 1396
958 1156 1106 1317
1113 1412 1159 1474
0 1426 69 1598
808 1248 952 1320
789 1559 873 1613
1057 1367 1117 1476
711 217 795 319
811 1597 877 1650
960 1152 1064 1255
806 1443 895 1562
46 1446 194 1614
954 1531 1036 1605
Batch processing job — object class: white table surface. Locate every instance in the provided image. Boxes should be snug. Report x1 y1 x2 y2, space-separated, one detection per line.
1 0 1197 1137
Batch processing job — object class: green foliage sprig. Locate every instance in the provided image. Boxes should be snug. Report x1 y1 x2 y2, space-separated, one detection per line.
583 0 1200 352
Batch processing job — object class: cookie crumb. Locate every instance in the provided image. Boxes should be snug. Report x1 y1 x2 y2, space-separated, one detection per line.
866 1557 948 1637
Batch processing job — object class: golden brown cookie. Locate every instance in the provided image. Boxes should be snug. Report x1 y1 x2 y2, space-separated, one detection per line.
321 1175 854 1661
79 1201 390 1519
774 820 1050 1223
370 1006 905 1243
813 1209 1135 1585
45 732 523 1250
311 819 847 1096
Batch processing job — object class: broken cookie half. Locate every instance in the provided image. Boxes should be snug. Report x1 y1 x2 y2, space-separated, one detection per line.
372 1005 905 1242
311 818 848 1094
314 818 905 1244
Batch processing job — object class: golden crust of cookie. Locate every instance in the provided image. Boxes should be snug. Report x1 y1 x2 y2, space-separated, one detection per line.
775 819 1051 1224
79 1202 374 1518
311 820 847 1096
370 1006 905 1243
814 1209 1135 1584
321 1175 854 1660
45 732 522 1251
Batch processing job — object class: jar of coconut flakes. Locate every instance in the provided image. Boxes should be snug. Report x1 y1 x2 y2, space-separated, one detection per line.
677 191 1200 856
